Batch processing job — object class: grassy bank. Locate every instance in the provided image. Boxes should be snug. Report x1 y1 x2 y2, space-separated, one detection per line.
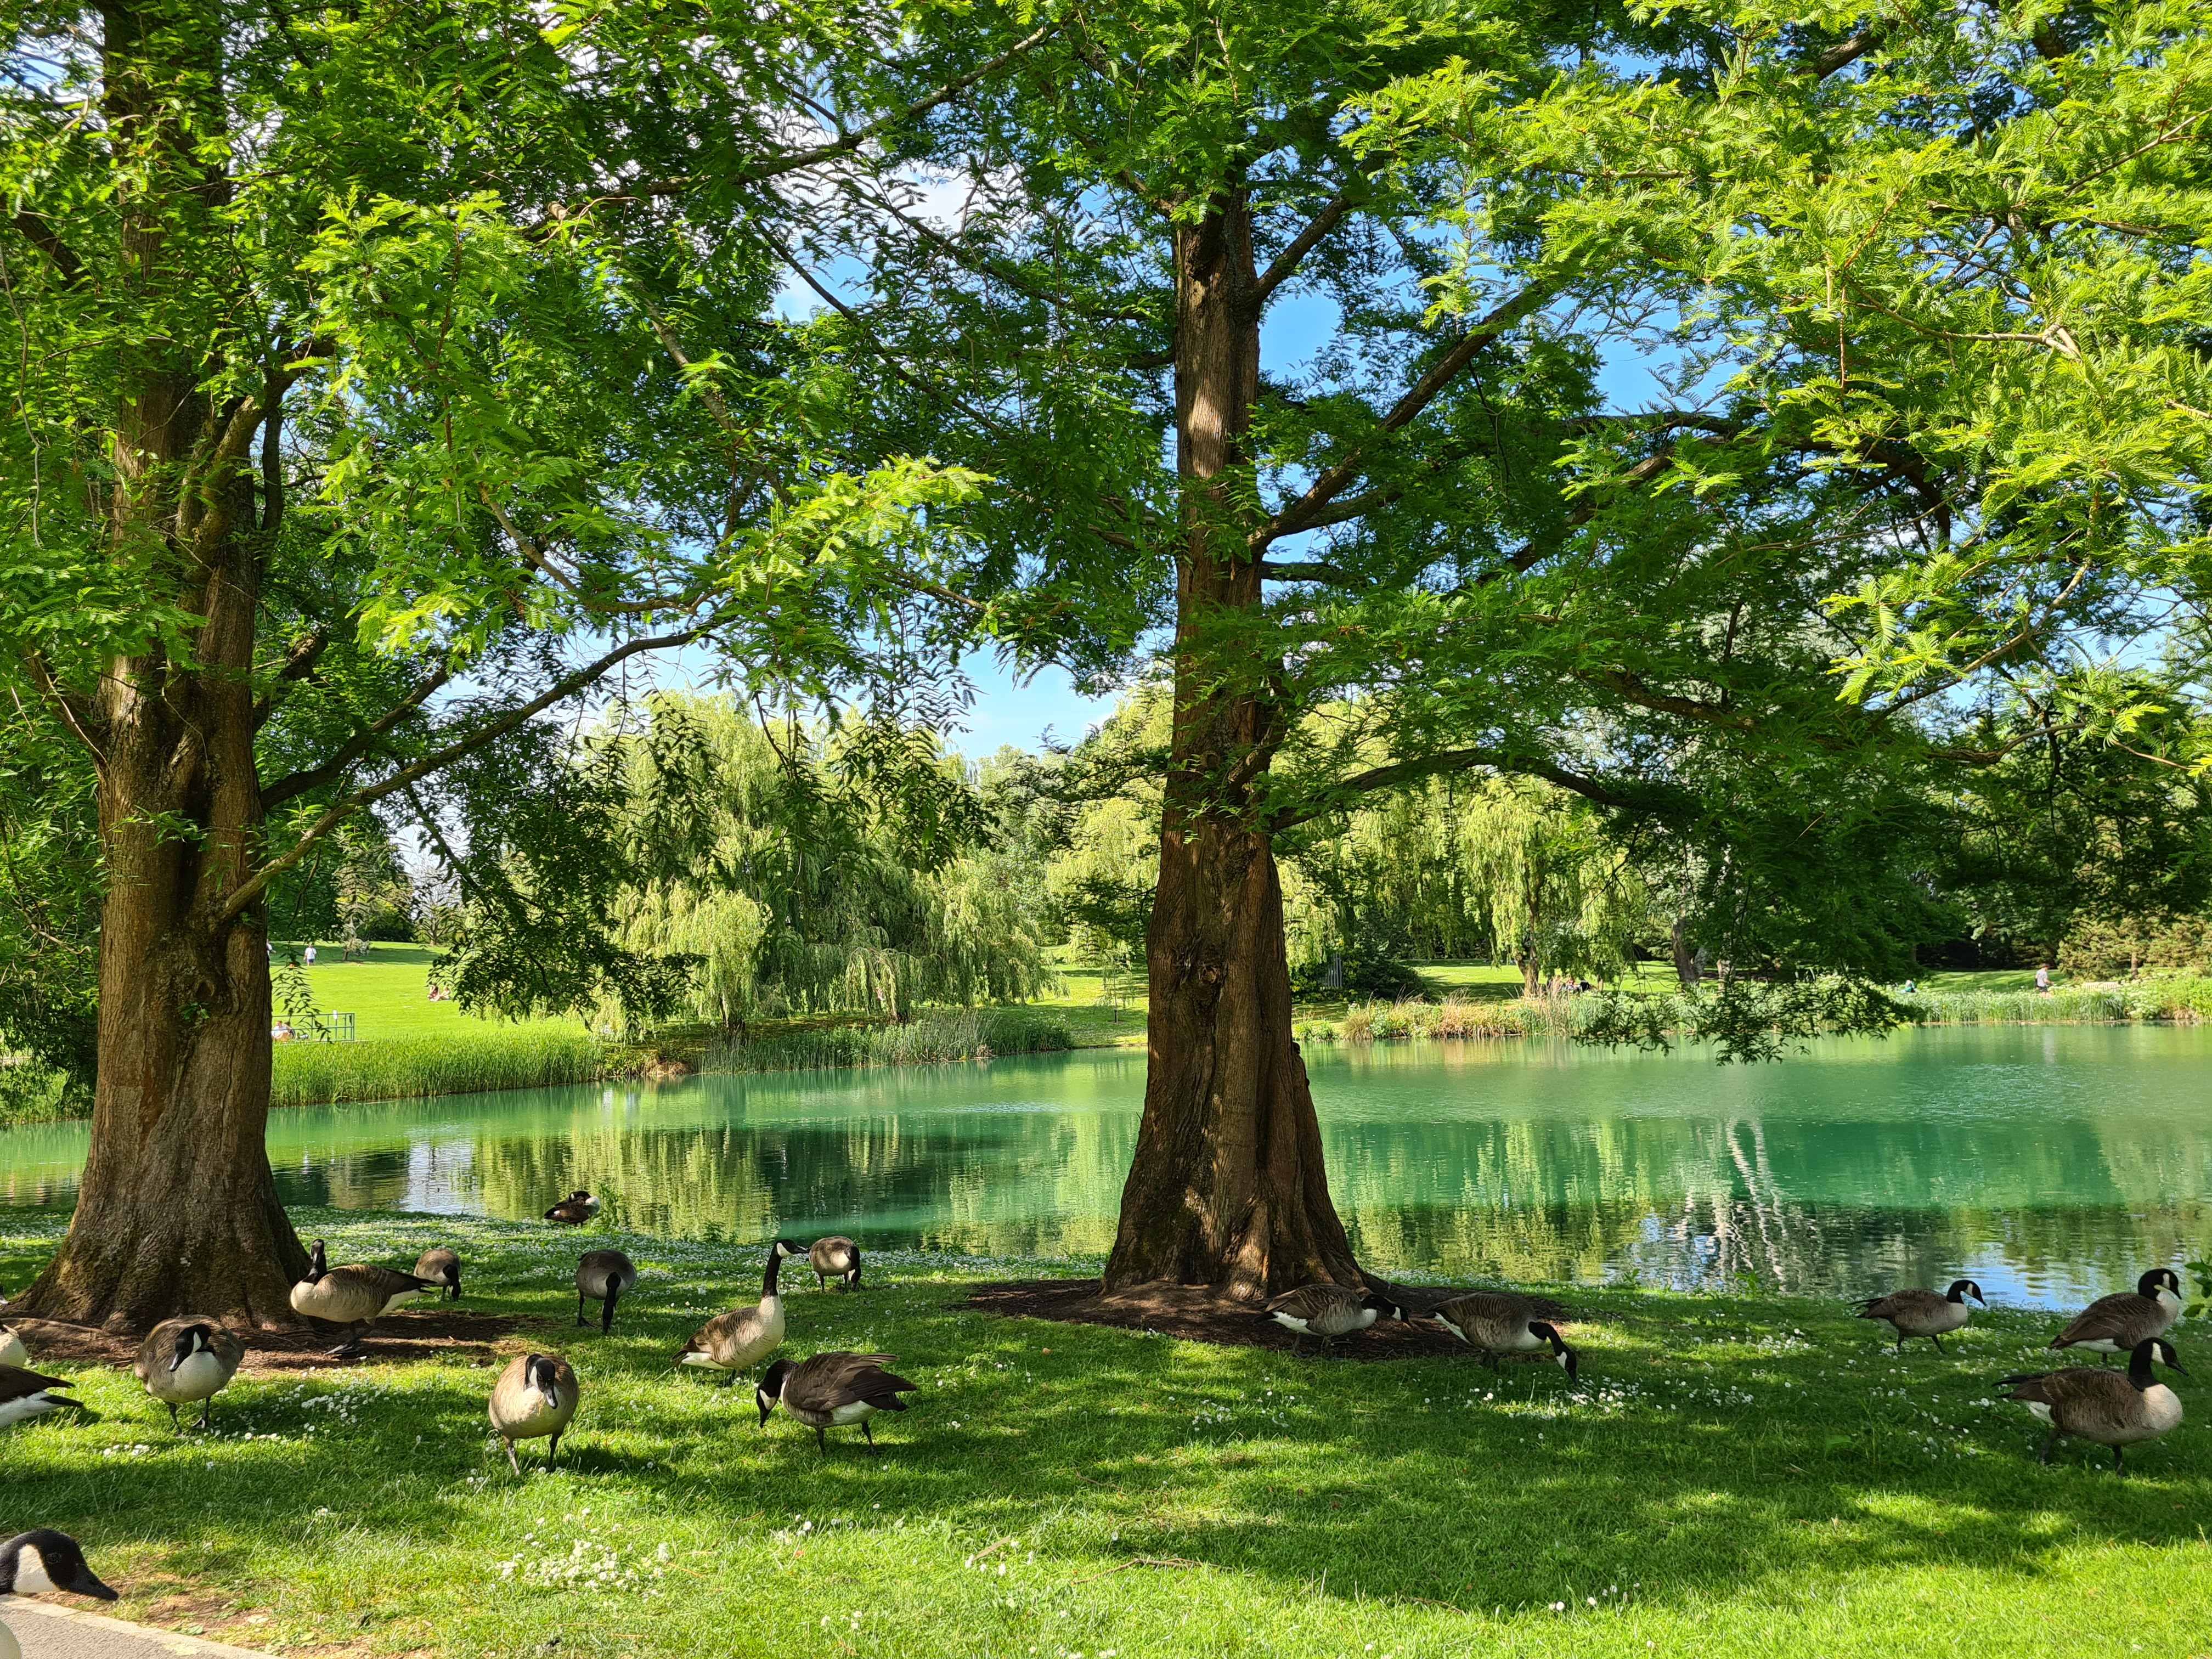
1901 975 2212 1025
4 1209 2206 1659
695 1006 1082 1073
269 1023 609 1109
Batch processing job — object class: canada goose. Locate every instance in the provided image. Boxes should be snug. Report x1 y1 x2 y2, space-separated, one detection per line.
488 1352 580 1473
413 1247 464 1300
575 1250 637 1333
1430 1293 1581 1381
1 1530 117 1599
133 1318 244 1431
544 1190 600 1226
677 1240 800 1383
757 1352 917 1453
2050 1269 2184 1361
0 1367 86 1430
289 1239 439 1356
2000 1338 2186 1472
0 1324 26 1369
1255 1284 1407 1357
1855 1278 1985 1353
810 1236 862 1291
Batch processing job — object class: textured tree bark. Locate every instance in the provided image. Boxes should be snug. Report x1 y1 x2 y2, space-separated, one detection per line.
1101 191 1362 1300
10 2 307 1330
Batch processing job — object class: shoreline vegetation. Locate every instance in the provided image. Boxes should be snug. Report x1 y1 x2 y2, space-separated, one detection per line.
7 970 2209 1131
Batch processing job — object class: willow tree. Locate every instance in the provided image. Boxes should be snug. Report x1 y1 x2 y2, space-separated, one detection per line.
0 1 1068 1327
761 0 2211 1297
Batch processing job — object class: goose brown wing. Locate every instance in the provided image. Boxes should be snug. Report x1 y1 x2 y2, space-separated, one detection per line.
784 1352 917 1413
1434 1292 1539 1327
1859 1289 1939 1322
0 1364 74 1404
2002 1365 2135 1421
1264 1285 1359 1322
2052 1292 2153 1348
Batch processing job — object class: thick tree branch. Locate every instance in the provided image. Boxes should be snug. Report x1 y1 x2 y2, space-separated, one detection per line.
258 664 456 810
1252 279 1554 550
1271 745 1684 831
1251 184 1361 309
225 621 727 923
8 209 86 286
251 624 332 730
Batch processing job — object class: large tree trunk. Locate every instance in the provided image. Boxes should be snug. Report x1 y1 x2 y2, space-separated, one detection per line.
1101 190 1361 1301
10 2 306 1331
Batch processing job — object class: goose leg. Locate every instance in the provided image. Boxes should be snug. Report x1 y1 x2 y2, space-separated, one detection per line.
2038 1430 2059 1465
2112 1446 2125 1476
505 1438 521 1475
548 1432 561 1470
199 1399 213 1431
1893 1336 1904 1355
577 1293 587 1327
167 1402 179 1430
720 1370 737 1388
1931 1335 1945 1354
815 1426 827 1453
863 1421 877 1454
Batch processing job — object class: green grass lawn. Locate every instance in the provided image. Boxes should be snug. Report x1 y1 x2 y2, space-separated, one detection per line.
275 943 591 1042
5 1211 2207 1659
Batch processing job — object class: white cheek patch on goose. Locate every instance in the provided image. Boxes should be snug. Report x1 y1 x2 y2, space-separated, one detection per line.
14 1549 56 1594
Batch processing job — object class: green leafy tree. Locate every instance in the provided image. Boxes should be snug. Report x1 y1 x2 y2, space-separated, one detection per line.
791 0 2211 1295
0 0 1069 1325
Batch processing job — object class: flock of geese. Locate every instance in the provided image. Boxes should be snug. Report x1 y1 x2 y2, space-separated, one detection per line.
1 1195 899 1477
1254 1266 2187 1472
0 1218 2193 1627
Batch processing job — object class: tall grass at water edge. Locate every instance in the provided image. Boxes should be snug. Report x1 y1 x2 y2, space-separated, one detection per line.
701 1005 1075 1073
269 1022 607 1109
1296 974 2212 1047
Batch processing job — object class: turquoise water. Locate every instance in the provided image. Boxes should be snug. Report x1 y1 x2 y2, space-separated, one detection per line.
3 1024 2207 1307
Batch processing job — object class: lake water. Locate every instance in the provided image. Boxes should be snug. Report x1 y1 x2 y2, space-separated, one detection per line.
3 1025 2207 1309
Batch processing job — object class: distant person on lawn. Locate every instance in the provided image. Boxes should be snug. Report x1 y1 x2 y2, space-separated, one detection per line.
2035 963 2051 994
303 943 316 966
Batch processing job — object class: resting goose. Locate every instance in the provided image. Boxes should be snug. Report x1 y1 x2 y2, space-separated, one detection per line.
809 1237 862 1292
544 1191 600 1226
1430 1293 1581 1381
575 1249 637 1333
413 1247 464 1300
0 1367 85 1430
134 1318 244 1431
1856 1278 1985 1353
2 1530 116 1599
0 1324 26 1369
2001 1338 2185 1472
758 1352 917 1453
289 1239 439 1356
1256 1284 1406 1357
488 1352 580 1472
2050 1269 2183 1361
676 1240 799 1383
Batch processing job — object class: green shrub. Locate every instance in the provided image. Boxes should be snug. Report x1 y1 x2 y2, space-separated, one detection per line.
0 1057 83 1127
702 1006 1074 1074
1294 1019 1339 1045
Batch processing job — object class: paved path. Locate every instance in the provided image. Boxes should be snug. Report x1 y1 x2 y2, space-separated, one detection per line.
2 1601 268 1659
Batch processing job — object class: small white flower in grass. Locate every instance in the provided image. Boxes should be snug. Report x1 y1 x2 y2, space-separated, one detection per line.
1551 1602 1565 1612
1587 1597 1597 1606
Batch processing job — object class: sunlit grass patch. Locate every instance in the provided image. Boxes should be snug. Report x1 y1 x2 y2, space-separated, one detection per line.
5 1207 2208 1658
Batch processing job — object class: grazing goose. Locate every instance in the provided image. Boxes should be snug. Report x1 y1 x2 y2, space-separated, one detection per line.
2 1530 117 1599
575 1249 638 1333
0 1324 26 1369
1856 1279 1986 1353
1431 1293 1581 1381
289 1239 439 1356
809 1237 862 1292
488 1352 580 1473
757 1352 917 1453
2050 1269 2184 1362
133 1318 244 1431
544 1190 600 1226
0 1367 86 1430
676 1240 800 1383
1255 1284 1407 1357
2001 1338 2185 1472
413 1247 464 1300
